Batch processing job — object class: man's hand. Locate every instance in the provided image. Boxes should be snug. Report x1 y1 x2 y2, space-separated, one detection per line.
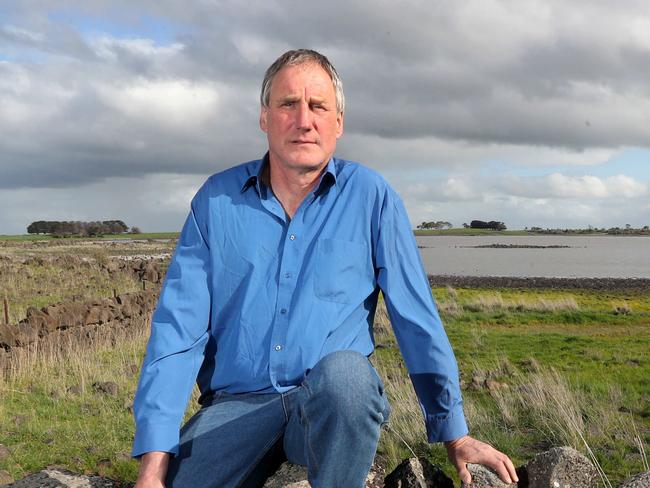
444 435 518 485
134 451 170 488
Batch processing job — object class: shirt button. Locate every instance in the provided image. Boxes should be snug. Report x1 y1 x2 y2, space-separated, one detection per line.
289 234 296 241
284 272 291 279
280 308 287 314
275 344 282 351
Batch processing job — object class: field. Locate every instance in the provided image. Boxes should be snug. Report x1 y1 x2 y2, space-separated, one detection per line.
0 239 648 485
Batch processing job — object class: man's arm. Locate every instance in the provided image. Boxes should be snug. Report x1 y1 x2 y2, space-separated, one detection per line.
373 187 517 484
132 184 212 459
134 452 170 488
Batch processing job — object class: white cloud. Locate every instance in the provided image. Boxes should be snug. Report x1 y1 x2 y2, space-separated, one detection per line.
97 78 220 130
2 0 650 233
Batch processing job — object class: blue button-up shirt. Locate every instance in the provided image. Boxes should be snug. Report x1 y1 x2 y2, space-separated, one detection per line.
132 155 468 457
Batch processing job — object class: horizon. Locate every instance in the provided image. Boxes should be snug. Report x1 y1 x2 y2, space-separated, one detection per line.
1 1 649 235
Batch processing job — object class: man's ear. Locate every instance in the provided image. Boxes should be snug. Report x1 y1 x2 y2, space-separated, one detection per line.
260 106 268 133
336 111 344 139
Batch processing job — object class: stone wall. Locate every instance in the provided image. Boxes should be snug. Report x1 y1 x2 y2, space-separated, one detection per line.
0 290 159 353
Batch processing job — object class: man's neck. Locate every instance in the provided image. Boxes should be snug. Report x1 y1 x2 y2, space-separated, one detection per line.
268 158 328 219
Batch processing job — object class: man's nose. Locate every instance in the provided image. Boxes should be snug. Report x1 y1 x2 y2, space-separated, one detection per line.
296 102 312 130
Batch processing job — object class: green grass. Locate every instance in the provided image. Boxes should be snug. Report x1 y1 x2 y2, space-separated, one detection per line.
373 287 650 484
1 285 648 484
414 228 532 236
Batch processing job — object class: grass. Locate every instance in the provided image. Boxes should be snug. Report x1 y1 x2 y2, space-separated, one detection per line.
0 258 648 485
372 288 650 484
0 318 150 482
415 228 531 236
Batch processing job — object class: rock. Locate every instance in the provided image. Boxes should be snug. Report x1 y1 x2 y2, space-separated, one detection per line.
619 470 650 488
384 457 453 488
67 385 82 395
263 463 309 488
143 262 160 283
0 470 13 485
92 381 118 396
262 462 384 488
525 446 599 488
464 464 517 488
0 444 10 460
2 467 130 487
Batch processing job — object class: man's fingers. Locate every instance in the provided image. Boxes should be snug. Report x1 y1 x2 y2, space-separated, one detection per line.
457 463 472 485
504 455 519 484
489 455 519 484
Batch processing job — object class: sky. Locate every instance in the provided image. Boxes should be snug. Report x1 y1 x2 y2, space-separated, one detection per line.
1 0 649 234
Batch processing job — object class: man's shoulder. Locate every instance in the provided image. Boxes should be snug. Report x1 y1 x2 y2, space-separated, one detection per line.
190 159 260 200
332 157 393 194
204 159 260 189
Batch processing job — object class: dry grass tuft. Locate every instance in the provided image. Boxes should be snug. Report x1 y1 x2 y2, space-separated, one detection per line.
462 292 580 313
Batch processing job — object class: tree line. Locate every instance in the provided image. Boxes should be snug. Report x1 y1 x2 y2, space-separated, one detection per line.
26 220 140 237
466 220 507 231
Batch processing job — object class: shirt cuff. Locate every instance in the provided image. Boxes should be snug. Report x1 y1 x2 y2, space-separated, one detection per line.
425 404 469 443
131 421 180 458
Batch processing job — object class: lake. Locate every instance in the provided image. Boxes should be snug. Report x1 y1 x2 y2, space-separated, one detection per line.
416 235 650 278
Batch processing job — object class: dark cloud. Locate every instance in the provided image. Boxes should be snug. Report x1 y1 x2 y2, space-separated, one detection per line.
1 0 650 233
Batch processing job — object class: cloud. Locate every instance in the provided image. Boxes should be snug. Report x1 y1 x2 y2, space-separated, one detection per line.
1 0 650 233
498 173 648 199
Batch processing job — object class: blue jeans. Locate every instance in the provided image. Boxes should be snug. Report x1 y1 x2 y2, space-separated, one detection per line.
165 350 391 488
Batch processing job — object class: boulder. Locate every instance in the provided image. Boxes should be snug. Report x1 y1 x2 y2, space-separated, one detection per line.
384 457 453 488
0 470 13 485
263 463 309 488
262 462 384 488
0 444 10 460
525 447 599 488
463 464 517 488
0 324 18 350
1 468 129 487
619 470 650 488
93 381 118 397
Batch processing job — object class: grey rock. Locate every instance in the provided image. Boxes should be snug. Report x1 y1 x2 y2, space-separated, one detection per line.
2 468 131 487
263 463 309 488
262 462 384 488
525 447 599 488
0 470 14 485
384 457 453 488
463 464 517 488
0 444 10 461
619 470 650 488
92 382 118 397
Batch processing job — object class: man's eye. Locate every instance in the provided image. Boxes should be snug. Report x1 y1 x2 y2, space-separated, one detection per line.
282 101 295 107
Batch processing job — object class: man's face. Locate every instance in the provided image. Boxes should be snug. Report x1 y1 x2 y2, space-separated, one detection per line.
260 62 344 174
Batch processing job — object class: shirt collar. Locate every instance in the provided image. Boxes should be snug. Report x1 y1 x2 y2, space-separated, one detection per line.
241 153 338 197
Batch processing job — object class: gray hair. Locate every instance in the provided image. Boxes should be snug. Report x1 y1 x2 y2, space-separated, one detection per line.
260 49 345 114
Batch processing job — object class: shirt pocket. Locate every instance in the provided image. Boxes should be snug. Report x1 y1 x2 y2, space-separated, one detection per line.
314 238 371 304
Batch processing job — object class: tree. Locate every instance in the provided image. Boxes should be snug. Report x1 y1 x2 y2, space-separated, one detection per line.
470 220 506 231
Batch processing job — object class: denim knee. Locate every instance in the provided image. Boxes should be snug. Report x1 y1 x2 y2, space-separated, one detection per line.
304 350 385 416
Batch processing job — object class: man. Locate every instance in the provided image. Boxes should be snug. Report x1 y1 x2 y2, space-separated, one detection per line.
133 49 518 487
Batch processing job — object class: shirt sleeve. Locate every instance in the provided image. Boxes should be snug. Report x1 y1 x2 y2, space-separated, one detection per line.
374 187 469 443
132 187 212 457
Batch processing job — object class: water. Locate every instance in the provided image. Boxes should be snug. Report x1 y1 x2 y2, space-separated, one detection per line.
416 235 650 278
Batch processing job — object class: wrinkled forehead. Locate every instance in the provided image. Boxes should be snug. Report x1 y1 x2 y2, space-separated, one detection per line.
270 62 335 98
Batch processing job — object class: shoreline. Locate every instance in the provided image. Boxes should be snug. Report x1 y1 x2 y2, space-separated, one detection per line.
428 274 650 292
